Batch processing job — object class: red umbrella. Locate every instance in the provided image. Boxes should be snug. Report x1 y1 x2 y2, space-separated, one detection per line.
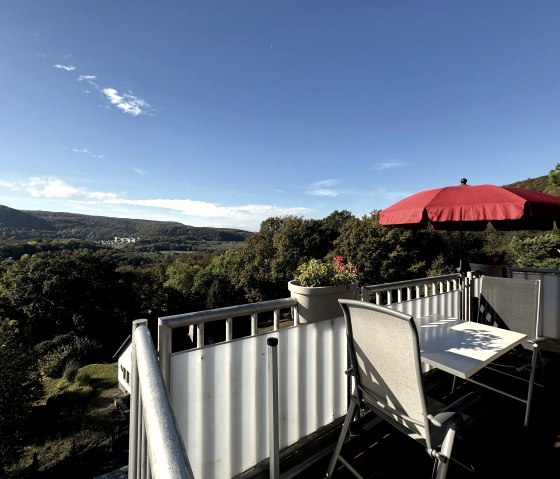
380 178 560 231
379 178 560 270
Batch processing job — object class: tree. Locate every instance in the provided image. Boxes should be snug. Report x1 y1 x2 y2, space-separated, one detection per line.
333 214 446 284
0 249 130 353
0 318 42 473
510 232 560 269
549 163 560 188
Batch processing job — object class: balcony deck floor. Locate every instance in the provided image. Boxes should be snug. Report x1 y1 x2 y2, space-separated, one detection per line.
283 351 560 479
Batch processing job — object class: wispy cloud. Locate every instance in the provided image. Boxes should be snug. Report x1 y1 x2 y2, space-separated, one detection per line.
53 64 76 71
52 60 151 116
105 197 313 221
307 179 341 197
0 180 17 189
65 146 105 160
78 74 97 86
2 176 312 230
102 88 150 116
133 168 147 176
372 161 406 171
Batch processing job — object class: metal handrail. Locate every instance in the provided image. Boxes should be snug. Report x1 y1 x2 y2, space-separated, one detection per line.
157 298 298 389
129 319 193 479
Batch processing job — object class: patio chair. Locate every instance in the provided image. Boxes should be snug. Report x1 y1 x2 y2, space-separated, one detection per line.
327 299 479 479
472 275 552 426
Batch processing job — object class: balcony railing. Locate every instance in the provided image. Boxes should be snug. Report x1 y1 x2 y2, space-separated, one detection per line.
129 319 193 479
127 274 487 479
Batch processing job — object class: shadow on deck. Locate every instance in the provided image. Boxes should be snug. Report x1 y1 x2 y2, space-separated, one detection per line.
282 352 560 479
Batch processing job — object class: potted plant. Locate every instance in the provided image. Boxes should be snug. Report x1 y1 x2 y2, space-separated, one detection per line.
288 256 360 323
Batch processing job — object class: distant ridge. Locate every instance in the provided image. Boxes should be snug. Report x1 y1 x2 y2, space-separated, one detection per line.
0 205 53 230
0 206 252 242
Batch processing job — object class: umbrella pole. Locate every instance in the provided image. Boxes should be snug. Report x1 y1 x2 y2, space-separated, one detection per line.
459 228 463 273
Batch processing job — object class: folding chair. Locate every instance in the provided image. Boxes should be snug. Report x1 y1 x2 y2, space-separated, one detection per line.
471 275 550 426
327 299 479 479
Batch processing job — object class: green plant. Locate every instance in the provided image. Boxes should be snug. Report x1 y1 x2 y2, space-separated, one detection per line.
62 359 81 382
294 256 358 287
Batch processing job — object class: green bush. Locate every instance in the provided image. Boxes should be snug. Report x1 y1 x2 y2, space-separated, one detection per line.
62 359 80 382
74 370 92 387
38 335 101 378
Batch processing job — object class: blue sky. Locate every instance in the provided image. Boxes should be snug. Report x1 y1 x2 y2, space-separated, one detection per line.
1 1 560 231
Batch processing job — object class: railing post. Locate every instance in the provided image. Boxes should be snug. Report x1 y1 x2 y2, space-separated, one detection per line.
267 337 280 479
158 319 172 392
129 318 147 479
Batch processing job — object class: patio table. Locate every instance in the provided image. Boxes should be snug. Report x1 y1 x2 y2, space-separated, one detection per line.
416 314 527 379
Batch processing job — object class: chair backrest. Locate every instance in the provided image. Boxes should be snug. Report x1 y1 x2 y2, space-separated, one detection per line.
477 276 541 345
339 299 430 442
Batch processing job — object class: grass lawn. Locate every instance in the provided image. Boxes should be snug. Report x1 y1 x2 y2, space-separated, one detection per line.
8 363 129 479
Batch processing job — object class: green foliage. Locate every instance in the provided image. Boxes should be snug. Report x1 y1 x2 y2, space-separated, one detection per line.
333 214 443 284
0 318 42 473
235 213 354 301
294 256 358 287
509 232 560 269
426 254 455 276
549 163 560 189
190 250 246 309
38 334 101 378
74 369 92 388
63 358 81 382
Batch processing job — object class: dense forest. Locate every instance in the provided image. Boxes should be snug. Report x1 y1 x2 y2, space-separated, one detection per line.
3 167 560 477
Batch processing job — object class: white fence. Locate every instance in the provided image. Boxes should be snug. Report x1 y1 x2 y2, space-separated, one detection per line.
128 273 484 478
170 318 347 478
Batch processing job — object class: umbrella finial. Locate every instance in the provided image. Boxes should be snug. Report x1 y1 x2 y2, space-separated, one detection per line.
460 178 467 185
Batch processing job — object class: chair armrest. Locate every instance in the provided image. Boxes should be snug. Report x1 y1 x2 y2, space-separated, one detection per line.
429 392 480 428
533 336 560 353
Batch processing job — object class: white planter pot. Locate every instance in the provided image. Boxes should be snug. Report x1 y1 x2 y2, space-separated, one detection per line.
288 280 359 324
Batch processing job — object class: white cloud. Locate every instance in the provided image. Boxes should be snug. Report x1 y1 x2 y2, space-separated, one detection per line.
105 198 312 221
307 179 341 197
78 75 98 87
53 64 76 71
51 59 151 117
66 146 105 160
133 168 147 176
23 177 116 202
8 176 312 230
102 87 149 116
0 180 17 190
26 177 80 198
373 161 406 171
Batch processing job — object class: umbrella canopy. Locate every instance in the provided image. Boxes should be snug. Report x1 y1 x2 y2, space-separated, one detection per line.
378 179 560 272
379 179 560 231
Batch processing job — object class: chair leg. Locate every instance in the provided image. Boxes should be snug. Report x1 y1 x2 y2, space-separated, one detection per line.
433 426 457 479
326 399 358 478
524 345 539 427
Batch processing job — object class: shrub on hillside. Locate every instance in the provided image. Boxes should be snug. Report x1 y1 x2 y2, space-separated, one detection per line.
38 334 101 378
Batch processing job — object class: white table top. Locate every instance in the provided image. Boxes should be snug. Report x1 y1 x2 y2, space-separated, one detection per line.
416 314 527 379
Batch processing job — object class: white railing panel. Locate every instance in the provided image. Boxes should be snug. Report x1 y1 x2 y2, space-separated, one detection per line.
387 290 461 319
170 318 347 479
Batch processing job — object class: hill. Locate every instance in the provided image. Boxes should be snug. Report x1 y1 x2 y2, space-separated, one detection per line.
0 206 252 249
0 205 53 230
505 172 560 196
28 210 252 242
